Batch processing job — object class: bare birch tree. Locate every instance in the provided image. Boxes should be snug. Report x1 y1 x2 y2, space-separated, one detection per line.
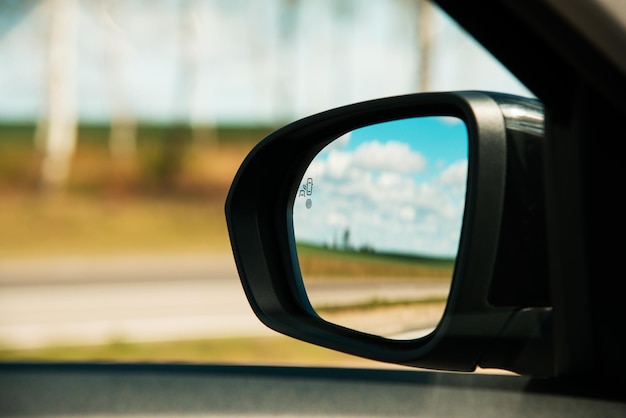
275 0 299 123
37 0 79 191
100 1 137 161
331 0 356 106
175 0 218 147
417 0 433 92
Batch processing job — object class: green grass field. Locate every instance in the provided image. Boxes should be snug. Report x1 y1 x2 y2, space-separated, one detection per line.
296 243 455 280
0 123 269 256
0 195 230 256
0 123 272 196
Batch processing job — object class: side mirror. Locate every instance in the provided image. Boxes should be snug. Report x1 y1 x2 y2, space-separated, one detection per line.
226 91 553 376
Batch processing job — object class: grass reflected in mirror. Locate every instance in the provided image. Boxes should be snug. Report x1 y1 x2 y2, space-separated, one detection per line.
296 243 453 339
297 243 454 279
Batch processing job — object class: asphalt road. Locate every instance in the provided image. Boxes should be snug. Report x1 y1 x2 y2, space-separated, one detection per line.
0 254 449 349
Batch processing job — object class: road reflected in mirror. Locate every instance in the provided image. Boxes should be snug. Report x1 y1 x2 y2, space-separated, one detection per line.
293 116 468 339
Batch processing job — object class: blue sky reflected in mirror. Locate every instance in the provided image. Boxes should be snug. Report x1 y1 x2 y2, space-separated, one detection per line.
293 116 468 258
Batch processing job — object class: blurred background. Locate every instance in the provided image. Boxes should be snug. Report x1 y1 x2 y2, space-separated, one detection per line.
0 0 531 366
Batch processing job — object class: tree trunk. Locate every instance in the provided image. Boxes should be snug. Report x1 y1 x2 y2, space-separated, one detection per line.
38 0 79 192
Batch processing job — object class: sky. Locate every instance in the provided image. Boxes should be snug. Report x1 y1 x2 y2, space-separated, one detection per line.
0 0 534 125
293 116 468 258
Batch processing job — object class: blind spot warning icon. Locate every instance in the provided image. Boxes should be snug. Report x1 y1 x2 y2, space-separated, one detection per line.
299 178 314 197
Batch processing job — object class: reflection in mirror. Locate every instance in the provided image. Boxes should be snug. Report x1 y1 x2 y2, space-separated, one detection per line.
293 117 468 340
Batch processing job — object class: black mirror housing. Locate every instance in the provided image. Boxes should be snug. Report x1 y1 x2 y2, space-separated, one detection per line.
226 91 552 376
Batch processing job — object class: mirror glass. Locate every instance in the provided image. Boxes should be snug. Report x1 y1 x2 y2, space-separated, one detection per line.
292 116 468 339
